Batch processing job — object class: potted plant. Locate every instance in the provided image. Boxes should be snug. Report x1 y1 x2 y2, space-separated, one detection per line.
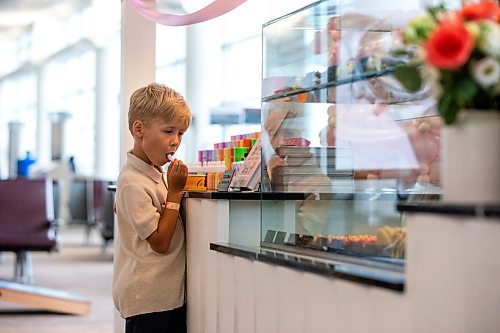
393 0 500 203
394 0 499 124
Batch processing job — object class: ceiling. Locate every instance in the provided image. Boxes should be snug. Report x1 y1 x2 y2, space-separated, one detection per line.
0 0 65 11
0 0 221 34
0 0 88 33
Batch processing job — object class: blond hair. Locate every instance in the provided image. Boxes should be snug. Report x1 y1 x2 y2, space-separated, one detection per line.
128 83 191 133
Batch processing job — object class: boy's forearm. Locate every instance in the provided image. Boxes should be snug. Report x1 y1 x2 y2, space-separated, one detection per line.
147 190 183 253
166 190 183 204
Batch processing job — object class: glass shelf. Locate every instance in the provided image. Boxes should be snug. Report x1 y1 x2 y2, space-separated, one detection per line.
262 67 395 102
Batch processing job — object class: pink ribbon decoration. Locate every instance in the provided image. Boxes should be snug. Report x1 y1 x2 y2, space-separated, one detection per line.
128 0 248 26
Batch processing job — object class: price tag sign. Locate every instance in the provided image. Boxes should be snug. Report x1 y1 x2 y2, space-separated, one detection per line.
217 170 235 192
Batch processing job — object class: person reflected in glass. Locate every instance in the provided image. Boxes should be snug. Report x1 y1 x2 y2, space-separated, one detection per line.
263 104 330 237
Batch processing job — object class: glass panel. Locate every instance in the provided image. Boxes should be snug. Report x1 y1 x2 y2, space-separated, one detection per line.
221 37 262 107
260 0 441 265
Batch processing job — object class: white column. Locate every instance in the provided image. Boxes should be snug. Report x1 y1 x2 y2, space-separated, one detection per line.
120 0 156 168
7 121 23 178
115 2 156 332
36 66 51 167
94 47 107 177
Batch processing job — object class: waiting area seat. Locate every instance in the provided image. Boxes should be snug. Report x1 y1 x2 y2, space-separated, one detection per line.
90 179 115 251
0 178 58 284
61 177 115 251
0 178 90 315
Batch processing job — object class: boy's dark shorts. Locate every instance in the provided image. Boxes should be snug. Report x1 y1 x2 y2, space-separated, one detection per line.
125 304 186 333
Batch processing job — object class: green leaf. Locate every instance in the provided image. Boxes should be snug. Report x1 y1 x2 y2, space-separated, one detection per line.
427 3 446 22
455 78 477 108
394 64 423 92
438 92 459 125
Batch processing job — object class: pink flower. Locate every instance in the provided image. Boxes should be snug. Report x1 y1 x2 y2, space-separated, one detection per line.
424 18 474 69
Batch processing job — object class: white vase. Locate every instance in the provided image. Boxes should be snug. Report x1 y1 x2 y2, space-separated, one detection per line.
440 110 500 204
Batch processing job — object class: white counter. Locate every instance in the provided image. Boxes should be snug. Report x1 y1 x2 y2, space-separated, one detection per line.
185 195 500 333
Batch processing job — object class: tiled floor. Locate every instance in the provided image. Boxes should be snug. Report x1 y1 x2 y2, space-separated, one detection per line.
0 224 114 333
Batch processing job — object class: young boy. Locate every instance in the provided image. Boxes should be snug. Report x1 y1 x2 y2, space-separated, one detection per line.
113 83 191 333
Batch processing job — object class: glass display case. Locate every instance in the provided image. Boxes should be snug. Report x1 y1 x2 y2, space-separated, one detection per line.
260 0 441 268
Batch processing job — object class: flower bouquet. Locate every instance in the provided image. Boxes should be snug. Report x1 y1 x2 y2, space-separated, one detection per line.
394 0 500 125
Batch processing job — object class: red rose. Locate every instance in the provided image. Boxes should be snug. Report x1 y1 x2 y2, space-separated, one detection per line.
424 18 473 69
461 0 499 22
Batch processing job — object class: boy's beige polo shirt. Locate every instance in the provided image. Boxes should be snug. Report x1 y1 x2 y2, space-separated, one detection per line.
113 152 185 318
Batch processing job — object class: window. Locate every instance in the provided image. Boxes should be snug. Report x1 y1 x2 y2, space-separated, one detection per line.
0 71 37 178
44 49 96 175
156 25 187 95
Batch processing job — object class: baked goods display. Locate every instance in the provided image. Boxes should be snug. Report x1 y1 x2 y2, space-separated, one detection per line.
263 228 406 259
375 226 406 259
313 233 384 257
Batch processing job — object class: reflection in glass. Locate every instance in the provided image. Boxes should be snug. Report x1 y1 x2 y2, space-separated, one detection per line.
260 0 441 265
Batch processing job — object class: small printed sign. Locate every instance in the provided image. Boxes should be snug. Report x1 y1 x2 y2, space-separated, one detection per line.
217 170 235 192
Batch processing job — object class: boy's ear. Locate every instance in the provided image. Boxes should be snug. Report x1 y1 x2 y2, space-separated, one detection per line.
132 120 144 138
